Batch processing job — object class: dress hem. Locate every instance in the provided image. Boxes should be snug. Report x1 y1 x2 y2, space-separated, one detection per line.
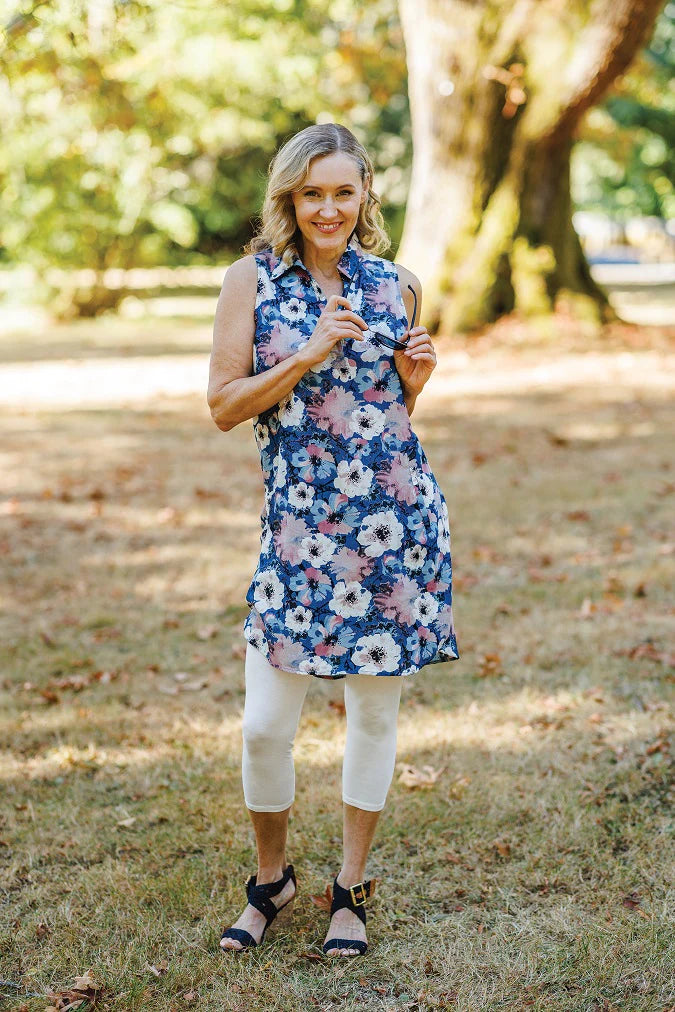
243 628 460 680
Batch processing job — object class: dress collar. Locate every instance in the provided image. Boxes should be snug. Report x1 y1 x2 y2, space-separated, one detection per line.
269 232 363 282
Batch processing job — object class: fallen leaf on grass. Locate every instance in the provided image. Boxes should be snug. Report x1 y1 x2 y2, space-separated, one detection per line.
613 641 674 666
621 892 642 909
397 764 445 788
39 688 60 705
476 653 503 677
566 509 591 521
116 817 136 828
44 969 104 1009
309 884 332 911
144 959 169 976
493 839 511 858
645 738 670 755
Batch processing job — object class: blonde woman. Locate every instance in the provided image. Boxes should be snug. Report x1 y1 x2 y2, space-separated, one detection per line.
208 123 459 957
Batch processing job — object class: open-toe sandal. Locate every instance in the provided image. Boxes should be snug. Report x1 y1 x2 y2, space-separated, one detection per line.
220 863 296 952
322 875 376 957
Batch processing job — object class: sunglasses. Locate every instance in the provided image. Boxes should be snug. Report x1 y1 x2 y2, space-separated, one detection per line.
367 284 417 352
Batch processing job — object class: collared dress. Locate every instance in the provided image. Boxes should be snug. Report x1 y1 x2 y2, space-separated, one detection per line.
243 233 459 678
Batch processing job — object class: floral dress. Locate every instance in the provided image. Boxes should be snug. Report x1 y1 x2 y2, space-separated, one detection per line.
243 233 459 678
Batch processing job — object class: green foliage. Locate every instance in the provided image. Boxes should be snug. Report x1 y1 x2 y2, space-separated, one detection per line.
0 0 409 287
573 4 675 220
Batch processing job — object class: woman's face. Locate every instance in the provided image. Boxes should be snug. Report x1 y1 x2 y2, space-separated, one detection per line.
291 152 368 257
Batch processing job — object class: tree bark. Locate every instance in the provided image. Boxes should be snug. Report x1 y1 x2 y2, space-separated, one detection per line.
397 0 664 333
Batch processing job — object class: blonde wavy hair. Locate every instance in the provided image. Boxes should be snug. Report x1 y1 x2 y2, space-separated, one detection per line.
244 123 390 264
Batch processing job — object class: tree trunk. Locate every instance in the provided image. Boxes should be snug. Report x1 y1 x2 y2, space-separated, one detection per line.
397 0 664 333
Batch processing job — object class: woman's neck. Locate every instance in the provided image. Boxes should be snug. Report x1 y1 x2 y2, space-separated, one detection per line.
299 237 346 283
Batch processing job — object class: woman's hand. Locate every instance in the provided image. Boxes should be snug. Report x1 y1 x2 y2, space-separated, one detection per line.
299 295 368 369
394 325 437 395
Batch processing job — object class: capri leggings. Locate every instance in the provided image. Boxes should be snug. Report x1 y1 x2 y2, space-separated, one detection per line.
241 642 403 813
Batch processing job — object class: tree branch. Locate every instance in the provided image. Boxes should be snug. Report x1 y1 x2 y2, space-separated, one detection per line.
540 0 663 142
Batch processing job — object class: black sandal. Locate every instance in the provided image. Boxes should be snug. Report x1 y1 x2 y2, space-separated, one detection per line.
322 875 376 957
220 864 297 951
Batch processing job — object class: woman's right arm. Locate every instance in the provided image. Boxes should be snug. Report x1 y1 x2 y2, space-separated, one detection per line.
207 256 368 432
207 256 314 432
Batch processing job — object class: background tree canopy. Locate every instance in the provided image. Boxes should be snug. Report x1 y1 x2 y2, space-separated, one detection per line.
0 0 671 316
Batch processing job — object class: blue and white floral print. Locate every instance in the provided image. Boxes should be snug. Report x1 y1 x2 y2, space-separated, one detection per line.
243 233 459 678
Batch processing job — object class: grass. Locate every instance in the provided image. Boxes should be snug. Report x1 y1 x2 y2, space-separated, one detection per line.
0 310 673 1011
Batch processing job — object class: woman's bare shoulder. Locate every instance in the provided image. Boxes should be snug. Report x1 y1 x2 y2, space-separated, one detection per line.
223 253 258 284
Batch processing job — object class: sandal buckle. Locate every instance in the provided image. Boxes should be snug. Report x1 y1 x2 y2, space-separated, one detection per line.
349 881 368 906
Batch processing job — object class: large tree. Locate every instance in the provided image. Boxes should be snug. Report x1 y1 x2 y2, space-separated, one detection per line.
397 0 665 333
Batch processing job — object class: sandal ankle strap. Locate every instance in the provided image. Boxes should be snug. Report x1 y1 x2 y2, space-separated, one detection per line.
330 875 376 923
245 864 296 921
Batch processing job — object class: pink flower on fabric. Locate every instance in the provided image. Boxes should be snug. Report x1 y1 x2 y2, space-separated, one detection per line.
329 547 374 582
307 386 359 437
363 276 399 314
258 320 301 367
373 574 420 625
269 636 307 669
385 401 414 443
274 514 310 564
435 604 455 638
375 452 418 506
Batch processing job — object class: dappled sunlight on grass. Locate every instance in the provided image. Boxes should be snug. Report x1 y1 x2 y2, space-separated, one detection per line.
1 320 673 1008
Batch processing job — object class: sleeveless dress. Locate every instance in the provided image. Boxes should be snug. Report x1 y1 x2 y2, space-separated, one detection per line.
243 233 459 678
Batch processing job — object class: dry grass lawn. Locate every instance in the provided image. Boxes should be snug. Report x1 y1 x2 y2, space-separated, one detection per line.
0 312 673 1011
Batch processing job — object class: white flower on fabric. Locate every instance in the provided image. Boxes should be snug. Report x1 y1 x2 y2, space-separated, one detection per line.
334 458 374 497
257 272 276 305
253 568 285 612
437 499 452 552
413 592 439 624
286 605 312 634
332 359 357 382
273 452 287 490
328 580 371 618
404 544 427 571
348 288 365 314
247 628 269 655
418 473 435 507
356 338 384 363
256 423 270 450
352 632 401 674
351 405 386 440
299 655 334 677
278 392 305 428
299 532 337 565
288 482 315 509
280 297 307 323
356 510 404 557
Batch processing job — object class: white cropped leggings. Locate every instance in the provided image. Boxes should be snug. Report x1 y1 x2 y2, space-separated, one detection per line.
242 643 403 813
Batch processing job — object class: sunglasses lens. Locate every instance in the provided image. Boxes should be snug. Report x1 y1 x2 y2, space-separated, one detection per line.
370 329 407 351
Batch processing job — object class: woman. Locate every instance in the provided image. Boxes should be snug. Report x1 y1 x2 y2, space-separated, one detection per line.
207 123 459 957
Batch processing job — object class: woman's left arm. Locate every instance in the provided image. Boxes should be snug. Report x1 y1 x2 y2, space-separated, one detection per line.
394 265 437 418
